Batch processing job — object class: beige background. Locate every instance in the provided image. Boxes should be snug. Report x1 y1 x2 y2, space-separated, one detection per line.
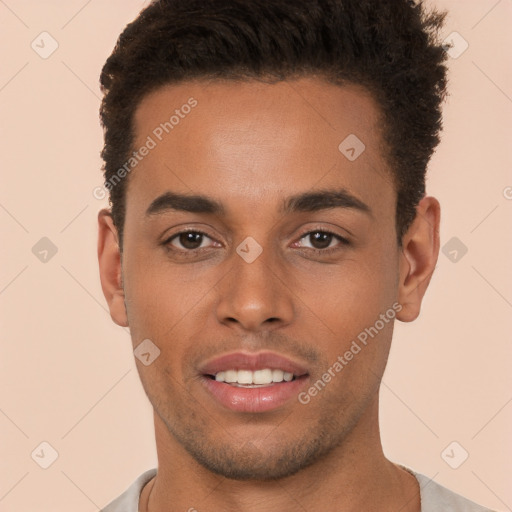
1 1 511 511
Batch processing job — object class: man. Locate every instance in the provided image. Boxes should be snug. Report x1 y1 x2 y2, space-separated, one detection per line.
97 0 494 510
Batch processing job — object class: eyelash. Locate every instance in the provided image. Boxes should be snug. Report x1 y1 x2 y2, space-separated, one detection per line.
162 228 350 256
295 229 351 254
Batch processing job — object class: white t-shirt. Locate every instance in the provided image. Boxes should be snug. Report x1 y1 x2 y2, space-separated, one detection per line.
101 466 496 511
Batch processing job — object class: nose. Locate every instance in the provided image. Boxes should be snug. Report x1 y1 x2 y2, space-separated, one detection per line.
215 243 294 333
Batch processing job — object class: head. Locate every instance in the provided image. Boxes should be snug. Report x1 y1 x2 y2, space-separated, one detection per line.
98 0 447 480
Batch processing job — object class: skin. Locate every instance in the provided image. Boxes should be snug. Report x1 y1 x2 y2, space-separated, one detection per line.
98 77 440 512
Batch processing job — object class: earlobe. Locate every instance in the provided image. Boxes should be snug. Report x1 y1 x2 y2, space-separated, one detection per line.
97 209 129 327
396 196 440 323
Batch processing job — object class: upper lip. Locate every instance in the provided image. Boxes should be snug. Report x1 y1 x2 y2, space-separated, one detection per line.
199 351 309 377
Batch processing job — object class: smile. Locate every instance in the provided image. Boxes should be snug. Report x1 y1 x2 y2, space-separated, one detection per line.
198 351 310 413
210 368 296 386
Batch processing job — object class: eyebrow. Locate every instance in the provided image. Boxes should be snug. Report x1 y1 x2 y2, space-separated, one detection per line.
283 188 372 217
145 191 225 217
145 188 372 218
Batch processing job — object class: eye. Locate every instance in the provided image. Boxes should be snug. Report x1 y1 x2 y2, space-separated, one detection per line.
295 230 349 252
164 230 217 251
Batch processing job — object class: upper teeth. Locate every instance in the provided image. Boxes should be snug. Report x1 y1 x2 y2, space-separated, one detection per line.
215 369 294 385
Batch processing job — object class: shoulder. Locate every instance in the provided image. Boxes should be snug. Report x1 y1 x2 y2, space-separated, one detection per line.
99 466 497 512
100 468 157 512
401 466 497 512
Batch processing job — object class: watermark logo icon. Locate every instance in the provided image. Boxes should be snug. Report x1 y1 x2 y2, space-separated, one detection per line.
236 237 263 263
31 441 59 469
442 237 468 263
338 134 366 162
31 32 59 59
32 237 58 263
441 441 469 469
93 186 107 200
134 339 161 366
442 31 469 59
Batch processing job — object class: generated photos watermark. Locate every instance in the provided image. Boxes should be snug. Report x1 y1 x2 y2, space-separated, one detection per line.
298 302 403 405
93 97 198 200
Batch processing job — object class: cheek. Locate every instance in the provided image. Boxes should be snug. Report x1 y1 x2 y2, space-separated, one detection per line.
122 252 220 353
300 254 398 336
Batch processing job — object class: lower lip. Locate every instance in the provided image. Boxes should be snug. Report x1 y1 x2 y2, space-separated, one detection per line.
201 375 309 413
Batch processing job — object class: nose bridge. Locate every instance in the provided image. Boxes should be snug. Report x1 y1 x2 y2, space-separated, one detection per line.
215 236 293 330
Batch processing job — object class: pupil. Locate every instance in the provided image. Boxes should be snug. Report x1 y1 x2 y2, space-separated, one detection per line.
180 232 202 249
311 232 331 249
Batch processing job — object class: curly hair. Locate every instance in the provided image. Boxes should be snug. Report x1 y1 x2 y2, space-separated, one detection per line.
99 0 449 249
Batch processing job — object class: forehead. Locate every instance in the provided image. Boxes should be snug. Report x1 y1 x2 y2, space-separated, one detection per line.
127 77 394 217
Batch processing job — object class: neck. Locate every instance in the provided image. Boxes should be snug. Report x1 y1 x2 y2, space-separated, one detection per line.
142 395 420 512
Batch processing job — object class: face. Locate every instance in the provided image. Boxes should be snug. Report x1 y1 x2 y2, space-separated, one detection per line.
98 77 437 480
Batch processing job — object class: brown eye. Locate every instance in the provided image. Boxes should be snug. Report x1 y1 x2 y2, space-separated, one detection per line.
294 230 350 253
165 231 214 251
177 232 204 249
308 231 334 249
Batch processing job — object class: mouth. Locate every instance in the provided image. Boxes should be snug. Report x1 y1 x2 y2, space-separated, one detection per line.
205 368 299 387
198 352 310 413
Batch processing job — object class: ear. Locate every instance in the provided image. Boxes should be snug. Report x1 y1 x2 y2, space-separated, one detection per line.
97 209 128 327
396 196 440 323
